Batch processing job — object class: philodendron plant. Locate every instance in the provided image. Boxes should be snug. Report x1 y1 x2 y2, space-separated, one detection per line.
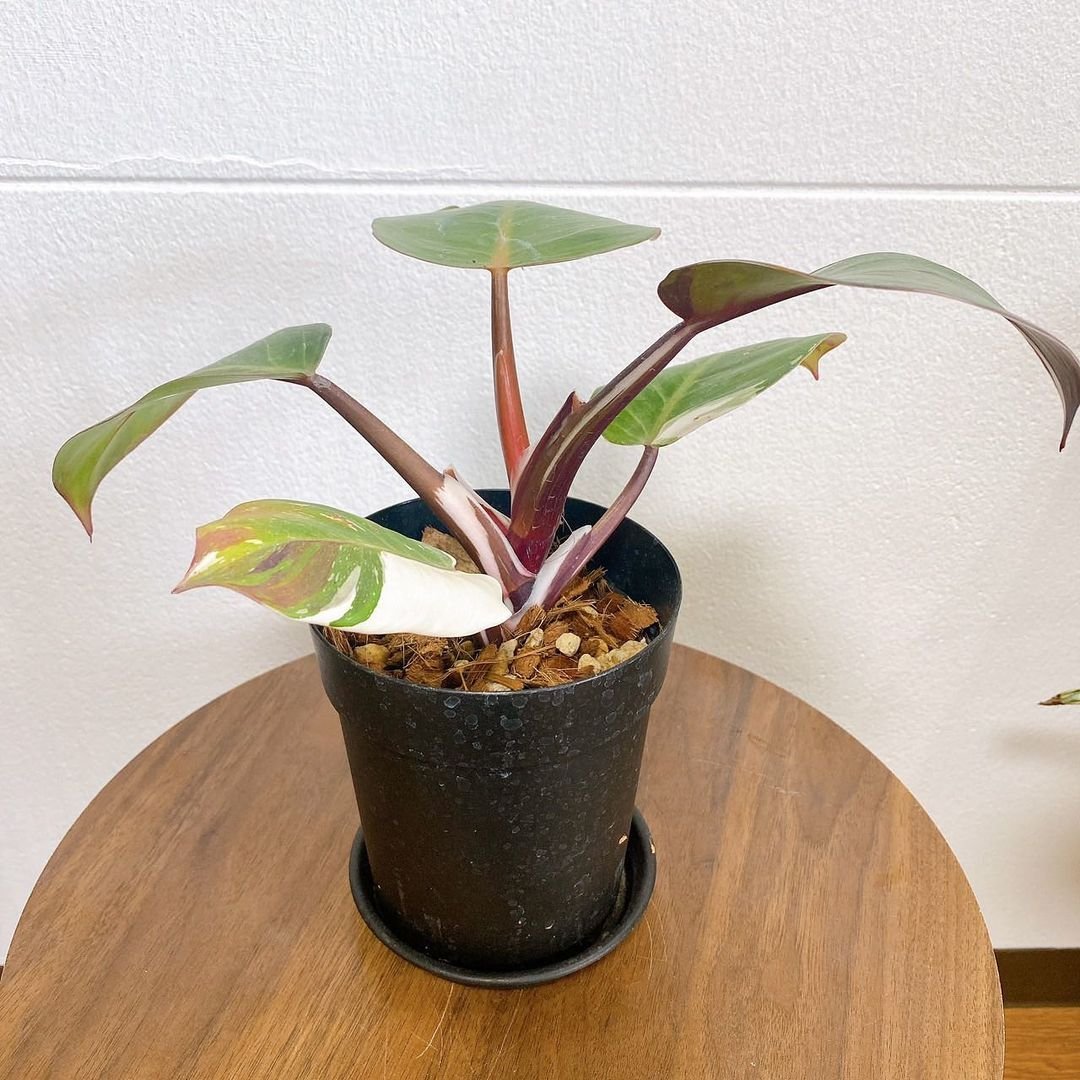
54 201 1080 643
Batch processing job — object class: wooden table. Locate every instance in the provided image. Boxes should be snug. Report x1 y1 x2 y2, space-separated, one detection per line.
0 646 1004 1078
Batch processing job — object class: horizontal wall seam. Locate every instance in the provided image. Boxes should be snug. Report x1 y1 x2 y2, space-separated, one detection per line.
3 177 1080 202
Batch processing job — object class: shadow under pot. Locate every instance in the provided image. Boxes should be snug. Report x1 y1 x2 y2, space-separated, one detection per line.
312 490 681 988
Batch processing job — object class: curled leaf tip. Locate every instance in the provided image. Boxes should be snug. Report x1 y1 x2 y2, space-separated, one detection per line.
67 495 94 539
1060 409 1075 451
171 565 199 594
172 538 214 594
800 333 847 381
52 461 94 537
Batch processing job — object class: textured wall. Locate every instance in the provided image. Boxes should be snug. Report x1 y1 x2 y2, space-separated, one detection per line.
2 0 1079 958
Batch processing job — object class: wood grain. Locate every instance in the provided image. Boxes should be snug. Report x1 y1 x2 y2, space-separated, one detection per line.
0 646 1003 1078
1004 1008 1080 1079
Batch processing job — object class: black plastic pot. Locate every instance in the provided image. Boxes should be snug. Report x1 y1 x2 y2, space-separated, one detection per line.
312 490 681 986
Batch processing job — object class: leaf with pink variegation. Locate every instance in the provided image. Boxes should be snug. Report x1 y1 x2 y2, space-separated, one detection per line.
175 500 510 636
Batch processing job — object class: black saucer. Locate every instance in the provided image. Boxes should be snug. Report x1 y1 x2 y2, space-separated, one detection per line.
348 808 657 988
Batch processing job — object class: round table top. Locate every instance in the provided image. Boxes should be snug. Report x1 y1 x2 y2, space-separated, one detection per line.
0 645 1003 1079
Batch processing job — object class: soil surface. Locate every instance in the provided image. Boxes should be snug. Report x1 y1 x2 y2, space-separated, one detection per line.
321 528 659 691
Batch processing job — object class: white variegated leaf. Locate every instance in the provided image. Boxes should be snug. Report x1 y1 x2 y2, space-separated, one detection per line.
603 334 846 447
174 500 510 636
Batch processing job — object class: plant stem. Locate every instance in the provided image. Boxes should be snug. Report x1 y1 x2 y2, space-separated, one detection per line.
516 445 659 615
582 445 659 561
491 268 529 486
304 374 532 598
306 374 444 503
508 319 704 571
435 473 533 598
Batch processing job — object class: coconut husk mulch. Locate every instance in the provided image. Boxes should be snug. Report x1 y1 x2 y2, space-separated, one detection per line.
320 527 659 692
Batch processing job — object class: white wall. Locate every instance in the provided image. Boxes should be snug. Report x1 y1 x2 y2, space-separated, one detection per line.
3 0 1079 959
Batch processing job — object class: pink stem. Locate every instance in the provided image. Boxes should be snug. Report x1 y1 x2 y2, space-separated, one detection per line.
517 445 659 615
304 374 531 597
491 268 530 485
507 320 703 571
307 375 443 502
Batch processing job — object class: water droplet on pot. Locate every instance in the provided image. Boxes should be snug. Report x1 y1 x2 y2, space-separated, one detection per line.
464 715 478 729
453 729 466 744
500 714 523 732
601 688 615 706
472 741 482 750
444 696 460 710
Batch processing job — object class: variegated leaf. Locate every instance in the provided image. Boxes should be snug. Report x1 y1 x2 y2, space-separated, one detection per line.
603 334 846 447
174 500 510 636
372 200 659 270
1040 689 1080 706
658 253 1080 448
53 324 332 535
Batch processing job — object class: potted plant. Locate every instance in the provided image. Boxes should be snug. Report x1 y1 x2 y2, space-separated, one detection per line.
53 201 1079 987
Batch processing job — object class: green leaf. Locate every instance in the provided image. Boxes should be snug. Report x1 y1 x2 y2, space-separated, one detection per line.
658 253 1080 449
372 200 659 270
174 500 510 636
1040 689 1080 706
53 324 332 535
603 334 846 447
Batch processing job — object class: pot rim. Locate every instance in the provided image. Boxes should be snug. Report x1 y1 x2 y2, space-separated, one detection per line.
311 493 681 700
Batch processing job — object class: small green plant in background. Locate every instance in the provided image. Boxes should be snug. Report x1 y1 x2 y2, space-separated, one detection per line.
52 201 1080 639
1042 689 1080 706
